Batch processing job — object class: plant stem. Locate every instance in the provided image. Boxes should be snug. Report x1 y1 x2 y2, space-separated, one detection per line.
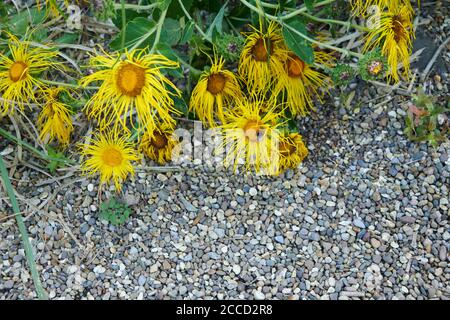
0 127 75 165
176 0 212 43
149 7 168 54
113 3 158 11
120 0 126 50
0 155 48 300
41 79 99 91
298 11 368 32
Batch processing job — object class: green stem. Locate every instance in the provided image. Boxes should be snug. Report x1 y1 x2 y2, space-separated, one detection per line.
113 3 158 11
298 11 368 32
176 0 212 43
0 155 48 300
41 79 99 91
0 127 75 165
149 7 168 54
120 0 126 50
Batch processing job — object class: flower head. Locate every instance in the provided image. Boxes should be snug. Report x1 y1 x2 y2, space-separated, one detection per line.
272 50 333 117
0 34 60 115
219 96 284 175
190 55 243 127
80 49 181 139
358 49 389 81
278 132 308 171
139 124 179 165
239 21 288 94
37 88 73 147
80 131 139 192
363 5 414 82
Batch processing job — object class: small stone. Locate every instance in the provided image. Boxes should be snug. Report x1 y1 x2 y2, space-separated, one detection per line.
233 265 241 275
87 184 94 192
400 216 416 224
4 280 14 289
353 218 366 229
138 275 147 286
439 246 447 261
249 187 257 197
253 290 265 300
93 265 106 274
371 238 381 249
275 236 284 244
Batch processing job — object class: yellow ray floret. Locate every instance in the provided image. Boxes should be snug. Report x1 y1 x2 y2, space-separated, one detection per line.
79 49 181 139
219 96 284 175
80 131 139 192
278 132 308 171
37 88 73 146
351 0 413 17
273 51 333 117
239 21 288 94
0 34 60 115
363 4 414 82
190 55 243 127
36 0 69 17
139 124 179 165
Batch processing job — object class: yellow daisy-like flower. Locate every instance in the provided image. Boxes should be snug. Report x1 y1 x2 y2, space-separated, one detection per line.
79 49 181 139
278 132 308 171
351 0 413 17
219 96 284 175
37 88 73 147
80 131 139 192
139 124 179 165
363 4 414 82
273 51 333 117
0 35 59 115
239 21 288 94
190 55 243 127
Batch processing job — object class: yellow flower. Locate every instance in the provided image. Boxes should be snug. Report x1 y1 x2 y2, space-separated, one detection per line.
219 96 284 175
239 21 287 94
80 49 181 139
190 55 243 127
0 35 59 115
139 124 179 165
273 51 333 117
80 131 139 192
278 132 308 171
351 0 412 17
37 88 73 146
363 4 414 82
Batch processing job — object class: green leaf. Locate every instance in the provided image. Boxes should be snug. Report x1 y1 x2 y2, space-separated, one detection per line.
110 17 156 51
160 18 182 46
180 21 195 45
9 8 46 36
282 19 315 65
206 1 227 40
305 0 315 12
55 32 80 44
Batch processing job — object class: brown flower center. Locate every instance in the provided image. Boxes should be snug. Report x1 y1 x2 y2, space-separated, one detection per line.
9 61 28 82
279 141 297 156
252 38 273 62
151 133 168 149
392 15 406 43
116 63 146 97
243 120 265 142
207 73 227 95
102 148 123 167
287 56 305 78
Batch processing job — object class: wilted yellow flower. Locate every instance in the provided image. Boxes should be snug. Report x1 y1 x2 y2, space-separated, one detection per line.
37 88 73 146
239 21 287 94
219 96 284 175
139 124 179 165
0 35 60 115
363 4 414 82
80 49 181 139
278 132 308 171
273 51 333 117
80 131 139 192
190 55 243 127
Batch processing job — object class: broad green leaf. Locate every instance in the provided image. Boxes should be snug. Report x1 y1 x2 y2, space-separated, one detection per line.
305 0 315 12
9 8 46 36
160 18 182 46
282 19 315 65
110 17 156 50
206 1 227 40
